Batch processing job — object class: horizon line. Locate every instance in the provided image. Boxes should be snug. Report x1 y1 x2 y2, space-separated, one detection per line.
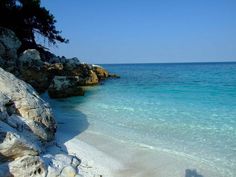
96 60 236 65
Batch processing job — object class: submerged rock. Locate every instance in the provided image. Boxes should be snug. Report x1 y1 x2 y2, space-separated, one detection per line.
108 73 120 79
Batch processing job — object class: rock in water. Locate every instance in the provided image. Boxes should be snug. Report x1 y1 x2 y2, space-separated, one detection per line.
84 70 99 85
108 73 120 79
92 65 109 80
48 76 85 98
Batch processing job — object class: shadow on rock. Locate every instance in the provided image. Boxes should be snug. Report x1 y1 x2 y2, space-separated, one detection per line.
185 169 204 177
41 93 89 154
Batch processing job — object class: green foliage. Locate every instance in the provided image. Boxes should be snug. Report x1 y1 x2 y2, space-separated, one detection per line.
0 0 68 50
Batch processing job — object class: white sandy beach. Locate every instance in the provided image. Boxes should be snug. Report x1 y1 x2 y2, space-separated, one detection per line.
56 131 123 177
56 129 227 177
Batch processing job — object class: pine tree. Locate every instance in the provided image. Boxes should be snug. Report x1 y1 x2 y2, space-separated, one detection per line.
0 0 68 51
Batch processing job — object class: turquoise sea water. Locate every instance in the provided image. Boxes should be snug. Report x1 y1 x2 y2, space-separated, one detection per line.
46 62 236 176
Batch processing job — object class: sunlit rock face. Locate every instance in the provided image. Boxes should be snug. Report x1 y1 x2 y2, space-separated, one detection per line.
0 67 56 141
0 67 81 177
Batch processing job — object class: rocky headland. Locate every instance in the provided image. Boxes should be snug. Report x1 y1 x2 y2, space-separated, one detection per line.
0 27 119 177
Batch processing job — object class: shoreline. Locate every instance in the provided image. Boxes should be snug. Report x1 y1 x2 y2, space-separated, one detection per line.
56 128 227 177
44 91 234 177
55 131 123 177
80 131 227 177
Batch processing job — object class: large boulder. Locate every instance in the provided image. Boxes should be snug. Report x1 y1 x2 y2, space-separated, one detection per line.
56 57 85 77
18 49 43 67
0 27 21 73
0 30 54 93
48 76 85 98
84 70 99 85
0 67 83 177
0 147 82 177
47 65 100 98
43 153 81 177
92 65 109 80
17 49 53 93
0 121 40 162
0 27 21 60
4 155 47 177
0 67 56 141
63 57 81 71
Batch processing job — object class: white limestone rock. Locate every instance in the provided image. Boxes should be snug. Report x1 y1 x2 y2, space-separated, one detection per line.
43 153 81 177
0 67 56 141
0 121 40 162
8 155 47 177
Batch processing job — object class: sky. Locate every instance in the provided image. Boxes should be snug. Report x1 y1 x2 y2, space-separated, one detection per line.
41 0 236 64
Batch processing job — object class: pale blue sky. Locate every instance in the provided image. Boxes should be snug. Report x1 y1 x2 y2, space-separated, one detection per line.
41 0 236 64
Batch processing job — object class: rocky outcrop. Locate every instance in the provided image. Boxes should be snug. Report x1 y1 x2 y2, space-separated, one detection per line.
0 67 56 141
0 155 45 177
15 48 107 95
3 155 47 177
0 27 21 60
17 49 55 93
92 65 109 80
0 120 40 162
0 27 21 73
0 27 119 98
0 27 120 176
84 70 99 85
0 67 82 176
48 76 85 98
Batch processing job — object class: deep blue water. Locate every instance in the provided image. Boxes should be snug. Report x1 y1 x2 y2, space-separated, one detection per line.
46 62 236 176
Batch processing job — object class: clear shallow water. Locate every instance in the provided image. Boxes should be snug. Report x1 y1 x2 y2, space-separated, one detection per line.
46 62 236 176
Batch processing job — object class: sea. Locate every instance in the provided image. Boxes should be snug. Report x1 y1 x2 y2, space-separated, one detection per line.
44 62 236 177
